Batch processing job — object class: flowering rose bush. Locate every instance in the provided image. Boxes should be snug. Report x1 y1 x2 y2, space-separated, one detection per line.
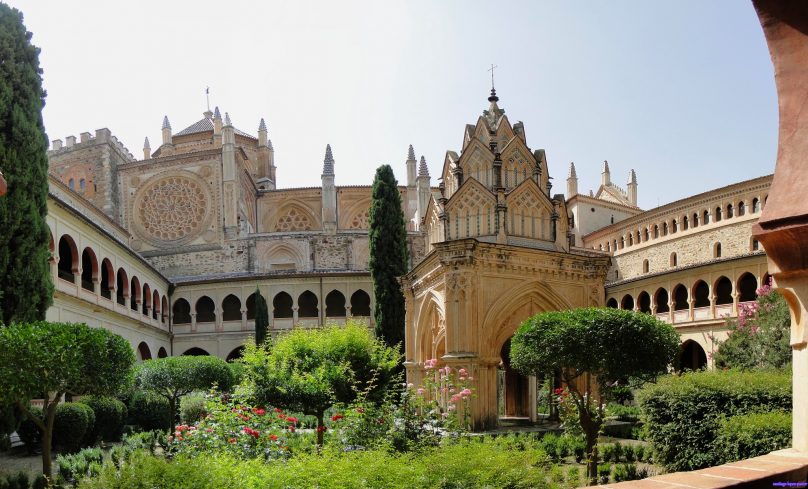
166 393 301 460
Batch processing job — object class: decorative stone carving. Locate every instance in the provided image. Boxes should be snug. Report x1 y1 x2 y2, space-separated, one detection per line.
133 172 213 246
275 207 313 232
349 210 370 229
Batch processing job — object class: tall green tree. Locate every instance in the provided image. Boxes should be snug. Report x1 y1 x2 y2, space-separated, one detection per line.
0 321 135 477
511 308 679 485
368 165 408 348
254 288 269 346
0 4 53 325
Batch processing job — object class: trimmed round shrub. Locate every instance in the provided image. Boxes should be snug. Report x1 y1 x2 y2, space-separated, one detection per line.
180 394 207 424
18 406 43 455
714 410 791 463
84 396 127 442
54 402 93 453
637 369 791 471
129 392 171 432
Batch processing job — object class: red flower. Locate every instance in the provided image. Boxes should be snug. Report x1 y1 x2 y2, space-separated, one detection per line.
286 416 299 424
288 426 296 432
228 438 237 444
274 408 283 413
553 388 564 395
356 407 364 413
331 413 344 422
316 425 327 433
255 408 266 416
269 434 278 441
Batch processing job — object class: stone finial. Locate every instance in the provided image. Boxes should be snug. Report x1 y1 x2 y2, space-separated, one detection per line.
259 118 267 132
224 112 232 126
214 106 222 120
267 139 274 151
323 144 335 175
407 144 416 161
418 156 429 177
144 137 150 149
603 160 610 173
568 161 577 179
162 116 171 130
629 169 637 184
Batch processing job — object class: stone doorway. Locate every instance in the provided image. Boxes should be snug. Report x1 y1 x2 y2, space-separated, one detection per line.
498 337 532 421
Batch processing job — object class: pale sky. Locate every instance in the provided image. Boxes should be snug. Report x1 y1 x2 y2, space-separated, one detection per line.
7 0 776 210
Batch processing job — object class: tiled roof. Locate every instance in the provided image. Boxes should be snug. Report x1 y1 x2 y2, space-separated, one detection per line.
174 117 256 140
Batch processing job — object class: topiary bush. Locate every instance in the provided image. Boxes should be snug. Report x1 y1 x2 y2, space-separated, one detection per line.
84 396 127 442
18 406 42 455
53 402 93 453
637 369 791 471
714 410 791 463
128 392 171 432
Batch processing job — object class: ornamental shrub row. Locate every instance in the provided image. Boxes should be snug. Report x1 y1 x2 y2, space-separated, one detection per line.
53 402 94 453
128 392 171 432
714 410 792 462
637 369 791 471
83 396 127 442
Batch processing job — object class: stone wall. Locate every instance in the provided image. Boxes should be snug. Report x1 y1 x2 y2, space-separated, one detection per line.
144 240 251 277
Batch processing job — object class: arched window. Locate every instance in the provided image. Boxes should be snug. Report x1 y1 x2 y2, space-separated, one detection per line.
130 276 141 311
80 248 97 291
273 292 293 319
152 290 160 320
620 237 625 249
703 210 710 224
116 268 128 305
737 273 758 302
325 290 346 317
662 222 668 236
246 293 257 320
692 213 699 228
636 231 641 244
58 235 78 282
683 216 689 230
142 283 151 315
196 296 216 322
692 280 710 308
173 298 191 324
227 347 245 362
222 294 242 321
642 259 649 274
298 291 319 318
137 342 152 361
677 340 707 372
628 234 633 246
644 228 650 241
182 347 209 356
157 347 168 358
620 294 634 311
350 290 371 316
715 206 722 222
670 252 677 267
714 276 733 305
672 284 688 311
653 225 659 239
654 288 669 313
726 204 734 218
751 238 760 251
606 298 618 309
738 201 746 216
100 258 114 300
714 242 722 258
671 220 678 233
79 178 86 191
752 198 761 213
161 296 169 323
637 292 651 313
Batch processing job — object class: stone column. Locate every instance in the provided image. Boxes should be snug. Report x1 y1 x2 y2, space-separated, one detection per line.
191 313 197 333
241 309 247 331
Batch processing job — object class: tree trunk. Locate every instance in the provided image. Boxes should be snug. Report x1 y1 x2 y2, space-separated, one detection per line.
169 397 177 433
42 401 58 477
316 412 325 449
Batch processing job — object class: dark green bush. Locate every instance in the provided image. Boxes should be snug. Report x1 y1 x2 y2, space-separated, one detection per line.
637 369 791 471
129 392 171 432
597 463 611 485
714 411 791 463
54 402 93 453
0 472 29 489
84 396 127 442
17 407 42 455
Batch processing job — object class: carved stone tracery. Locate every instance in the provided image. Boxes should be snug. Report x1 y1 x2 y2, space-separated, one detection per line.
133 173 213 246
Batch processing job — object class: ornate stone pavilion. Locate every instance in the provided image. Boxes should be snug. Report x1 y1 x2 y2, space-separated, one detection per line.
41 89 774 429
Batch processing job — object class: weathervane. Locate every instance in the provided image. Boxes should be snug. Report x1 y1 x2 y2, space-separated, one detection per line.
488 63 497 91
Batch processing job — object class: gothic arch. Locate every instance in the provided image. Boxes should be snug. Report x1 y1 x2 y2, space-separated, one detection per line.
413 291 446 364
444 178 497 239
261 242 307 271
339 198 372 230
268 201 319 232
482 281 573 359
505 179 554 240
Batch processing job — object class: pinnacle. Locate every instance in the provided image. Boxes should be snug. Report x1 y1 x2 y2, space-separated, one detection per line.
162 116 171 130
603 160 610 173
259 118 267 132
214 106 221 119
407 144 416 161
568 162 577 179
224 112 232 126
143 137 150 148
323 144 335 175
418 156 429 177
629 169 637 184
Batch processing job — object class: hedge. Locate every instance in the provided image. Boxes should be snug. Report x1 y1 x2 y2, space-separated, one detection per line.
715 411 791 462
17 407 42 455
637 369 791 471
54 402 94 453
84 396 127 442
128 392 172 432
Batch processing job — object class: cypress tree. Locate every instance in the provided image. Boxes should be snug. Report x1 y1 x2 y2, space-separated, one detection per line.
254 288 269 346
0 4 53 325
368 165 408 348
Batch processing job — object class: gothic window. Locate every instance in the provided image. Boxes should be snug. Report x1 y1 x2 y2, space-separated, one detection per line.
116 269 128 305
222 294 241 321
196 296 215 322
738 201 746 216
715 206 722 222
636 231 641 243
670 252 677 267
325 290 346 317
692 213 699 227
273 292 293 318
275 207 313 232
298 291 319 318
752 198 760 213
350 290 371 316
662 222 668 236
653 225 659 238
173 299 191 324
751 238 760 251
643 259 649 273
68 178 75 190
79 178 86 191
703 210 710 224
620 237 625 249
683 216 689 230
644 228 649 241
349 210 370 229
672 220 678 233
628 234 633 246
727 204 734 218
714 242 722 258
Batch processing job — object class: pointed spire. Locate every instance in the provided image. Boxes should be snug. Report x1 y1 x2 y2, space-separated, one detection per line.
568 161 577 178
224 112 232 126
162 116 171 130
322 144 335 175
407 144 416 161
418 156 429 177
603 160 610 173
259 118 267 132
143 137 150 149
214 106 221 119
267 139 273 151
629 169 637 184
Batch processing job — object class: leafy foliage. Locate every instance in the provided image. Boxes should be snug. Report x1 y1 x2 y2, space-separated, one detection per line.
53 402 93 453
712 285 791 370
0 321 134 475
135 355 235 428
510 307 679 482
368 165 408 348
241 321 399 446
636 369 791 471
83 396 127 442
254 288 269 346
714 410 791 462
128 391 172 432
179 393 207 425
0 3 53 324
